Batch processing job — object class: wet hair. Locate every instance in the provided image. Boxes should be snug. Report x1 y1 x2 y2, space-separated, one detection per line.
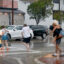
53 20 59 25
52 23 57 26
23 24 27 27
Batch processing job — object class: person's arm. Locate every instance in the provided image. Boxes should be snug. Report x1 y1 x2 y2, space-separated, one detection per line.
56 34 63 39
5 29 9 32
52 26 57 32
2 29 5 35
52 25 60 32
30 29 34 38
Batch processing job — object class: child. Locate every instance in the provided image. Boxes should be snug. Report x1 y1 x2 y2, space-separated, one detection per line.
1 26 9 52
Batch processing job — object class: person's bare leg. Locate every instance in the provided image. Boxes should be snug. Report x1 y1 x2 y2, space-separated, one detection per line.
26 43 30 51
56 44 62 58
5 40 9 52
56 44 59 58
54 37 61 54
5 40 8 47
56 44 59 53
22 42 27 48
1 47 4 56
2 40 5 49
53 37 57 53
56 44 61 54
22 42 30 51
1 40 5 55
0 48 2 55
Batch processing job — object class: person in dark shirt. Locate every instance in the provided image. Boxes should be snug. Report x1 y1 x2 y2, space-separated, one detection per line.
49 20 62 56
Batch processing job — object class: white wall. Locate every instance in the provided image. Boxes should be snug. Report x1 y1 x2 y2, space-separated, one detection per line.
18 0 36 25
0 14 9 26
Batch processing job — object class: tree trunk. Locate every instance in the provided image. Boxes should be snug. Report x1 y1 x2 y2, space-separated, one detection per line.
35 16 40 25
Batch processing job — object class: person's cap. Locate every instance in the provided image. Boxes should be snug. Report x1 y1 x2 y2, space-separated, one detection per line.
53 20 59 25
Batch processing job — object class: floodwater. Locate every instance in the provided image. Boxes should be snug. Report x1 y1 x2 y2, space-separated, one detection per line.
0 37 64 64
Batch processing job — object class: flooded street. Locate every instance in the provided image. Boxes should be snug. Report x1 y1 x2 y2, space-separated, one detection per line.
0 37 64 64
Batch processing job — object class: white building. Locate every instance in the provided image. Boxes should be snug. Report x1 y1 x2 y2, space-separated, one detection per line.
0 0 25 26
18 0 64 27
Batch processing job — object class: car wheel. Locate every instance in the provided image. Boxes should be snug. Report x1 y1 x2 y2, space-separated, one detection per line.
33 36 36 39
7 34 11 40
41 33 47 39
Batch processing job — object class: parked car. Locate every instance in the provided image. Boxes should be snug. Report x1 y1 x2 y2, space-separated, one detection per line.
0 25 34 40
0 25 48 40
0 25 23 40
7 25 23 40
29 25 48 39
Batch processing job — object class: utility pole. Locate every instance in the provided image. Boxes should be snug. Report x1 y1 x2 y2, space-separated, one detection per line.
59 0 61 24
12 0 14 25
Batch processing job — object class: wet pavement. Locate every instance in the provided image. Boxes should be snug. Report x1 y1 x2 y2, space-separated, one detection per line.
0 37 64 64
39 53 64 64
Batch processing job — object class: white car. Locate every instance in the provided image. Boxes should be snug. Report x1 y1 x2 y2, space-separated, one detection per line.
0 25 34 40
0 25 23 40
7 25 23 40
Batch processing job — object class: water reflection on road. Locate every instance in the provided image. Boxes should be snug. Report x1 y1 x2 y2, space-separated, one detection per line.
1 37 64 64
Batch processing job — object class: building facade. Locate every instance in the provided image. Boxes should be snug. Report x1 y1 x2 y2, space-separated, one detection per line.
0 0 18 9
53 0 64 28
0 0 25 26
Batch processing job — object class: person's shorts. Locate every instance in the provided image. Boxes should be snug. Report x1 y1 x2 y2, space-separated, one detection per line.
56 38 61 45
0 44 2 47
2 35 8 40
23 37 31 43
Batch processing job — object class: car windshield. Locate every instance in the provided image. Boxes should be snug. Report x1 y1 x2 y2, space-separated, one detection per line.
6 26 15 30
31 26 44 29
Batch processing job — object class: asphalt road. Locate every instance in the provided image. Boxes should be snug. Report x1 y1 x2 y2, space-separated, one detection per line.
0 37 64 64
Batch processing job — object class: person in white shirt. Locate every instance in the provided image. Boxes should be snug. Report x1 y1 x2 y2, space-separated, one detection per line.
21 24 34 51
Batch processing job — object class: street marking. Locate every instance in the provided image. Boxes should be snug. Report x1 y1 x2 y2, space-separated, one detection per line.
13 58 24 64
34 58 45 64
4 52 40 55
0 49 54 53
1 50 42 56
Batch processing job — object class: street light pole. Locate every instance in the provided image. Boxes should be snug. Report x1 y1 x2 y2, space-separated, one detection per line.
12 0 14 25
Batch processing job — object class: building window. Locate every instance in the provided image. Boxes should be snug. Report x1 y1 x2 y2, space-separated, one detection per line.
53 0 60 3
63 0 64 4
